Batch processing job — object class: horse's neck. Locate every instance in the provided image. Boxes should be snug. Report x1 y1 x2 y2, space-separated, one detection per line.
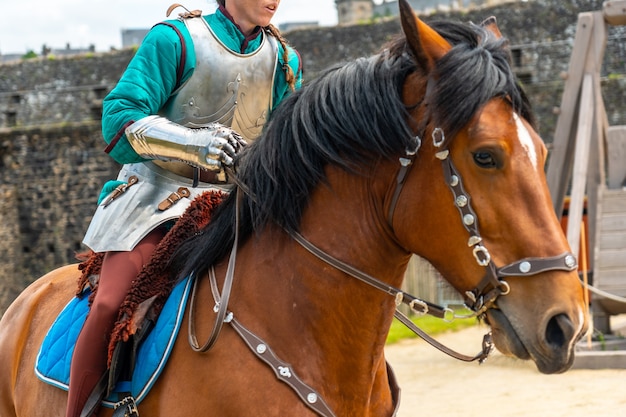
227 167 409 412
231 228 401 415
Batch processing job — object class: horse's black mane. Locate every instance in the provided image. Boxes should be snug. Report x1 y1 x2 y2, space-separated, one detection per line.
172 19 535 278
414 20 536 140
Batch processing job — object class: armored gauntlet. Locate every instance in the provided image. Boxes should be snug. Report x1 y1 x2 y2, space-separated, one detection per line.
125 115 246 171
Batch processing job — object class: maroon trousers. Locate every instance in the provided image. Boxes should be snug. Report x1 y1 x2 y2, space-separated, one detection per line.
65 228 166 417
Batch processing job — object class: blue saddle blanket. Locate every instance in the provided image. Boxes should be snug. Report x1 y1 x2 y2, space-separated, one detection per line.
35 276 193 407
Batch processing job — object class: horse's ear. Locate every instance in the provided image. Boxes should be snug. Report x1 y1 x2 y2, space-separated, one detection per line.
399 0 451 73
481 16 503 39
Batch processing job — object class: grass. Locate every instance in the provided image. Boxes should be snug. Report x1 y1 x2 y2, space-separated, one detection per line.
386 308 480 345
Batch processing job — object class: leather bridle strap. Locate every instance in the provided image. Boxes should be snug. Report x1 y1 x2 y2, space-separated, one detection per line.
387 136 421 227
290 231 451 319
394 310 493 362
289 230 494 362
498 253 580 277
187 189 242 352
433 128 578 314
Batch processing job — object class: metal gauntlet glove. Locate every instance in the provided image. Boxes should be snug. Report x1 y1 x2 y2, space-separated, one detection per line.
125 115 246 171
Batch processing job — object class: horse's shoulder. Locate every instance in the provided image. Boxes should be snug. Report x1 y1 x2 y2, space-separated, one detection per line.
0 264 80 332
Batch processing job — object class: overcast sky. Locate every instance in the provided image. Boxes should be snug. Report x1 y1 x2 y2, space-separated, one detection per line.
0 0 347 55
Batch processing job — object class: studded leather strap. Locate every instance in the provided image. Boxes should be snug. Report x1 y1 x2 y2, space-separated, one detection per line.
229 317 337 416
229 316 402 417
497 253 577 277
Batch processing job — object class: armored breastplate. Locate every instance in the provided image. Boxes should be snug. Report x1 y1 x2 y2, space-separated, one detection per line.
160 17 278 142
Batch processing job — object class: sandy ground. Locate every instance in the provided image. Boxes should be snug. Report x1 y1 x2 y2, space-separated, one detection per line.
385 323 626 417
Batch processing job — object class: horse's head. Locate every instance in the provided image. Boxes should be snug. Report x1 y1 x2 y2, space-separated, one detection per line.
391 0 588 373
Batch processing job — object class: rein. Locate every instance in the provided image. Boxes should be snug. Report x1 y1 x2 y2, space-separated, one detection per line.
290 230 493 363
187 190 242 352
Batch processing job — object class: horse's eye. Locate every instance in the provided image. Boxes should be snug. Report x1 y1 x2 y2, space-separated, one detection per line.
473 151 497 168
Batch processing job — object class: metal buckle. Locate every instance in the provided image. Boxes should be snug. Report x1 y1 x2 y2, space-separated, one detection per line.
498 280 511 296
113 396 139 417
432 127 445 147
409 299 429 316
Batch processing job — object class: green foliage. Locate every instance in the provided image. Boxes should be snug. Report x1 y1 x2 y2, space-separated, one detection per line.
386 309 479 345
21 50 37 60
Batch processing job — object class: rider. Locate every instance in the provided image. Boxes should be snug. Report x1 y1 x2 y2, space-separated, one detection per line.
67 0 302 415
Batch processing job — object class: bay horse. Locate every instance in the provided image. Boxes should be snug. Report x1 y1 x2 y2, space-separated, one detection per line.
0 1 588 416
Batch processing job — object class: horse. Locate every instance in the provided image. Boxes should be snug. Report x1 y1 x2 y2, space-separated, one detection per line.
0 1 588 416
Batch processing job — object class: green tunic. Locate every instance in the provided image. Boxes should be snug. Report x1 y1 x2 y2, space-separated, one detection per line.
102 8 303 165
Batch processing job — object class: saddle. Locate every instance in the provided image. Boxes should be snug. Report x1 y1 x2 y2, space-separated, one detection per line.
37 190 225 415
35 277 193 411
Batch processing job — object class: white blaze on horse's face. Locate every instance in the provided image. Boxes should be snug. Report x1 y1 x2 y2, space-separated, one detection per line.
513 112 538 171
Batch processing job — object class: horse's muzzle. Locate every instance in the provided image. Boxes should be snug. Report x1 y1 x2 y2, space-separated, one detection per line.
486 308 584 374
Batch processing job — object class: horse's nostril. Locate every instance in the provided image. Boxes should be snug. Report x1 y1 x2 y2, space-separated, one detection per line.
545 313 575 348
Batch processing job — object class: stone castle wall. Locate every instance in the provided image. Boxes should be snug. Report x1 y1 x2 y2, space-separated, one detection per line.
1 0 625 312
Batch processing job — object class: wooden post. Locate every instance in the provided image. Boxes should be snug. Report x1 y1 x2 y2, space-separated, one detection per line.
580 222 591 348
546 13 595 216
606 126 626 188
566 74 594 257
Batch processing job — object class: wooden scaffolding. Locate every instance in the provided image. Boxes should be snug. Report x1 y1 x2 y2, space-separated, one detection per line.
546 0 626 333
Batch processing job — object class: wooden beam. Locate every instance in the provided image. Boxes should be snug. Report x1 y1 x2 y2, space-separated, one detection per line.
585 12 609 266
606 126 626 188
603 0 626 25
546 13 595 216
566 74 595 257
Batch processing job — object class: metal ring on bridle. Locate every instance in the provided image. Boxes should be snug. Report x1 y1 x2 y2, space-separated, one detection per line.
472 245 491 267
432 127 445 148
443 308 455 323
497 280 511 296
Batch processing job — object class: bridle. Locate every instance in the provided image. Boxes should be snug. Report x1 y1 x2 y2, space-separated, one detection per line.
381 125 578 359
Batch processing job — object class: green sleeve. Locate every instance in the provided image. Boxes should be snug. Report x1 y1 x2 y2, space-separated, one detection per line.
101 20 195 164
